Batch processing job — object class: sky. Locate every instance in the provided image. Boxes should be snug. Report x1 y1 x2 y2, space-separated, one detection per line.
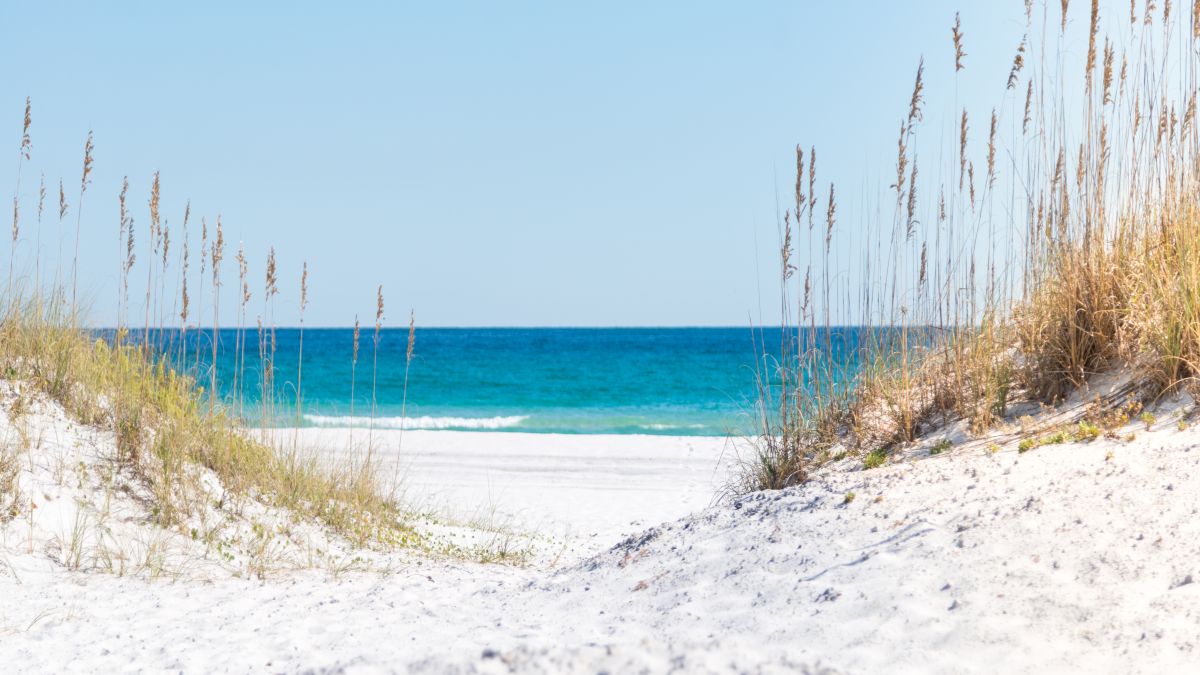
0 1 1108 327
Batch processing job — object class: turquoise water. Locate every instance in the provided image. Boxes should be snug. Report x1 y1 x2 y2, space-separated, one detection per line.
115 327 861 436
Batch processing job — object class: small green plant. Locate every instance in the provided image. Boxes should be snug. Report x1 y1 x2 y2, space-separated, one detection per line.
1141 412 1156 430
1178 419 1188 431
987 443 1000 454
1021 421 1104 454
929 439 952 455
843 491 856 504
863 448 888 470
1075 421 1100 442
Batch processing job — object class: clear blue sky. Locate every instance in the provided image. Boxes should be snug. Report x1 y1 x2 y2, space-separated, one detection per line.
1 1 1091 326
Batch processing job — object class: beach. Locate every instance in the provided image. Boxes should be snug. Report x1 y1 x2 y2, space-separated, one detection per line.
293 428 738 541
7 1 1200 672
5 385 1200 673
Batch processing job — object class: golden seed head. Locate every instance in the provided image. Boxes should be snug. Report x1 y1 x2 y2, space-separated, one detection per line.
37 173 45 223
375 285 385 333
907 58 925 126
987 109 998 188
825 183 836 251
951 13 966 71
1007 36 1027 90
406 310 416 364
80 131 94 193
906 159 919 240
20 97 31 160
265 247 278 298
1024 80 1035 134
300 261 309 314
353 316 361 363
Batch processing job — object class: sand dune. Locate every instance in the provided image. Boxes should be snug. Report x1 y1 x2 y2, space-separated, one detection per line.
4 387 1200 673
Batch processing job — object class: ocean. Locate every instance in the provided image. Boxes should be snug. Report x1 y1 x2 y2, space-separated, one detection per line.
113 327 862 436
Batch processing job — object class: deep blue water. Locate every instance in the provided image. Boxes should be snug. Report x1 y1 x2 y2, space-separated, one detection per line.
104 327 864 436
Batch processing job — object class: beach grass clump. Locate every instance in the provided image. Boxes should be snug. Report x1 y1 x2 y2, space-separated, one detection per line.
0 97 420 558
0 296 415 548
929 439 952 455
862 448 888 470
742 2 1200 492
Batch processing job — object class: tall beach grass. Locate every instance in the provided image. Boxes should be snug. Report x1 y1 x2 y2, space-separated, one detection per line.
0 101 420 552
743 0 1200 491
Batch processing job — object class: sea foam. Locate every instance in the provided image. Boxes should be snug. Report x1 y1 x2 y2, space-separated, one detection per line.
302 414 528 430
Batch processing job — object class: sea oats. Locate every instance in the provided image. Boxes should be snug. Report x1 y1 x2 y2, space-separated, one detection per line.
71 131 94 314
80 132 93 192
987 109 998 188
352 316 361 365
1103 40 1114 105
782 211 795 280
149 171 160 244
211 216 224 288
807 146 817 229
265 247 278 299
906 159 919 240
1024 80 1035 133
20 97 31 161
952 13 966 71
919 242 928 288
1007 36 1027 90
375 285 385 334
959 109 969 190
406 310 415 364
825 184 836 252
1086 0 1099 92
794 145 805 219
907 58 925 126
968 162 976 210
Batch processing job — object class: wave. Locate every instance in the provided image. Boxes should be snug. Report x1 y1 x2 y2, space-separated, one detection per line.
302 414 529 430
636 423 708 431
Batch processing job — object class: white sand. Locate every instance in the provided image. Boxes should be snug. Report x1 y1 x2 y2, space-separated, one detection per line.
4 385 1200 672
292 427 737 541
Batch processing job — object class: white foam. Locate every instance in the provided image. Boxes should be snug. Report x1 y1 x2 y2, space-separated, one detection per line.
302 413 528 430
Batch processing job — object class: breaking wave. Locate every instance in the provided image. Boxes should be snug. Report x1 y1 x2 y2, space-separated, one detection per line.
302 414 529 430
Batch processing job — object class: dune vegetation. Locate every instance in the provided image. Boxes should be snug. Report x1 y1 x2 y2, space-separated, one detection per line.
0 97 424 568
745 0 1200 491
